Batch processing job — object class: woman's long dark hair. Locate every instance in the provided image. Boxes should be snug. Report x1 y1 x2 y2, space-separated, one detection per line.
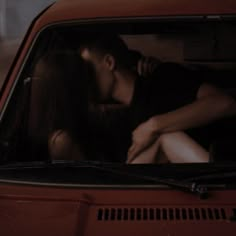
29 52 93 152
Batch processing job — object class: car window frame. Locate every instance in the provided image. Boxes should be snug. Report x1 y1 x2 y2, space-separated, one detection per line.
0 16 236 166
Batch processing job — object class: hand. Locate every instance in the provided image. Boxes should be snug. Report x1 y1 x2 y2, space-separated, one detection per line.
127 118 159 163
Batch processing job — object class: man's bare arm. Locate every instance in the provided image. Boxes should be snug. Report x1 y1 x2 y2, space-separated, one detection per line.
127 83 236 161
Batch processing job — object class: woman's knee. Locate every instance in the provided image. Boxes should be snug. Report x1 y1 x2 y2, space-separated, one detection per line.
158 131 184 147
49 130 83 160
158 131 209 163
49 130 71 159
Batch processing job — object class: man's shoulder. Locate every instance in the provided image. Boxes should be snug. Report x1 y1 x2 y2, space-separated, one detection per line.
143 62 180 83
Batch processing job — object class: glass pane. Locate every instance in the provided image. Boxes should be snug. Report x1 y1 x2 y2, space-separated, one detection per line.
1 21 236 165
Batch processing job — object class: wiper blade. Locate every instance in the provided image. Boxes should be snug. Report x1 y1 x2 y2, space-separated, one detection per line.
0 161 48 168
0 160 208 198
0 160 105 168
81 163 209 199
41 160 209 198
186 171 236 182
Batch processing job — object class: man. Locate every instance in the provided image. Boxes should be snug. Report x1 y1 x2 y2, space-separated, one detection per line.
80 34 236 164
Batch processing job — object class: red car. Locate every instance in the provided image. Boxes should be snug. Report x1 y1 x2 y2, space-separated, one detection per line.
0 0 236 235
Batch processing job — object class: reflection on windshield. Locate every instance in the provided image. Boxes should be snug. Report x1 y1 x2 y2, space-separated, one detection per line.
8 27 236 165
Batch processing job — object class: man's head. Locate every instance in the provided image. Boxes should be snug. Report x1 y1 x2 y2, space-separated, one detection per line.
80 34 135 102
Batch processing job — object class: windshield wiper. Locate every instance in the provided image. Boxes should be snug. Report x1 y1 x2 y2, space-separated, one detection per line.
0 160 208 199
73 161 209 199
186 170 236 182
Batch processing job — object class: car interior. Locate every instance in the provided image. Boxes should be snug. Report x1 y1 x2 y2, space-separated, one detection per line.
0 20 236 164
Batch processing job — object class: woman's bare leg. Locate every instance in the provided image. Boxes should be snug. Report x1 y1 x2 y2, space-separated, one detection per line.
130 131 209 164
130 138 164 164
160 132 209 163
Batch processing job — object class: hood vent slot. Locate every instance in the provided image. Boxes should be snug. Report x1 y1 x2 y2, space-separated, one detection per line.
97 207 227 221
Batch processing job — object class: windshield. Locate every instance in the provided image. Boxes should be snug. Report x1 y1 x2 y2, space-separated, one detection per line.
1 20 236 167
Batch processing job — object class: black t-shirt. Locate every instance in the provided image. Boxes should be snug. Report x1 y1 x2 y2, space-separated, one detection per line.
88 63 211 162
129 62 203 129
87 106 130 162
128 62 211 150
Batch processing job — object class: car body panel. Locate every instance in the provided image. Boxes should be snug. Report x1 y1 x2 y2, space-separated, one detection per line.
0 0 236 235
37 0 236 27
0 183 236 235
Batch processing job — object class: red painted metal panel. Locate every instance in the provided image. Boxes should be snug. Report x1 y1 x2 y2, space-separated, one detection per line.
0 183 236 235
37 0 236 29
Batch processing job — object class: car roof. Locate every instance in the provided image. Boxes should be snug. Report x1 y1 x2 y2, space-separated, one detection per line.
36 0 236 29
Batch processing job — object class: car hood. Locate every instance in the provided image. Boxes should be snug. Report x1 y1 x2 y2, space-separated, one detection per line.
0 183 236 236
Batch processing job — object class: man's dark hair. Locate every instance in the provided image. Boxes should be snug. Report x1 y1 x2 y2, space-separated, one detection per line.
80 34 139 69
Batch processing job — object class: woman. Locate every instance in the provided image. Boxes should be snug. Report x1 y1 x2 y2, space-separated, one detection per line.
31 52 92 161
